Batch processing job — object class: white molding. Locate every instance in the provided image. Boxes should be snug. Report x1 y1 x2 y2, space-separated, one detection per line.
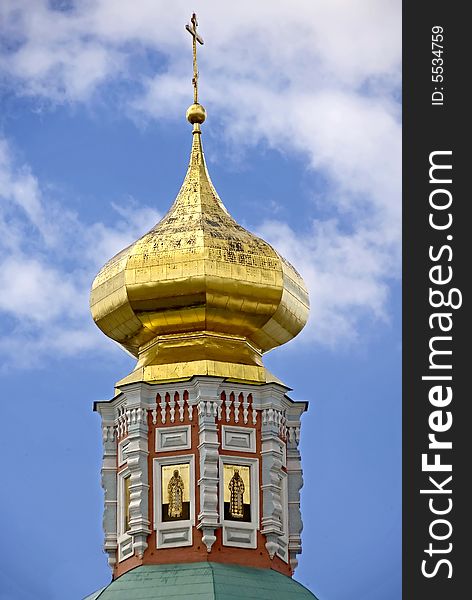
98 407 118 568
221 425 256 453
155 425 191 452
118 536 134 562
153 454 195 549
118 439 130 467
117 467 133 563
120 384 152 559
99 377 307 425
276 470 289 563
219 455 259 549
158 526 192 547
196 379 222 553
261 423 284 559
287 441 304 572
281 442 287 468
224 525 255 547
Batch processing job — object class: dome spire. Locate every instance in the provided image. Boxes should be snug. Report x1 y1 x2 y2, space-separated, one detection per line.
185 12 207 130
90 13 309 387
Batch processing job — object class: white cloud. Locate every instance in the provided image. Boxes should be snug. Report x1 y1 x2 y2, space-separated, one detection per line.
0 139 52 242
0 0 401 355
0 255 83 323
259 219 396 346
0 136 160 368
0 2 400 111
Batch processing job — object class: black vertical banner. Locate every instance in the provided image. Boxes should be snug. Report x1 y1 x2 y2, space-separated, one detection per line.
403 3 468 599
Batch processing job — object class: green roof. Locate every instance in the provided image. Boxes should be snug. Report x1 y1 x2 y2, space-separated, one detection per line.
83 562 318 599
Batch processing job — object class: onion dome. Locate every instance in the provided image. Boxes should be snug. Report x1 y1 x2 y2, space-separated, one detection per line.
84 562 319 599
90 105 310 385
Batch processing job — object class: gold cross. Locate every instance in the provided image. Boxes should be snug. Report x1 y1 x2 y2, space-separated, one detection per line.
185 13 204 104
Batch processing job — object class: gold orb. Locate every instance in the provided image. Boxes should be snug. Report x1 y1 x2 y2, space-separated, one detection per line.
186 103 206 124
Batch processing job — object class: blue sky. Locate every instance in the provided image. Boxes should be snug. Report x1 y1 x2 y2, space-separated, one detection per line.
0 2 401 599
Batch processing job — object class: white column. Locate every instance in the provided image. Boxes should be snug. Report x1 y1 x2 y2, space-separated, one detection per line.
261 407 284 559
99 405 118 567
287 422 303 572
196 378 223 552
121 383 151 559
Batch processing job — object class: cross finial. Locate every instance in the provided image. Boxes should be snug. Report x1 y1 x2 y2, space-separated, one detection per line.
185 12 204 104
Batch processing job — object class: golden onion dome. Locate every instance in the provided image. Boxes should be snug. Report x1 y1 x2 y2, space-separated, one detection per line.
90 107 310 385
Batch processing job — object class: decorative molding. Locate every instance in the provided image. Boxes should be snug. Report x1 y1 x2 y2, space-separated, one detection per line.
196 379 223 552
281 441 287 468
287 425 301 444
117 405 128 438
261 410 284 559
117 467 133 563
158 526 192 547
221 390 257 425
98 406 118 568
118 537 133 562
120 384 152 559
287 439 304 572
155 391 195 425
155 425 191 452
221 425 256 453
276 471 289 563
262 407 287 439
285 402 306 572
224 526 255 547
153 454 195 549
118 438 130 467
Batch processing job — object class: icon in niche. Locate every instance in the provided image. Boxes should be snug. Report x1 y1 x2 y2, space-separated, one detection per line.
161 464 190 521
224 464 251 522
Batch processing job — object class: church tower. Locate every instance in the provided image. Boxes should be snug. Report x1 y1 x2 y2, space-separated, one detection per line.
86 14 316 599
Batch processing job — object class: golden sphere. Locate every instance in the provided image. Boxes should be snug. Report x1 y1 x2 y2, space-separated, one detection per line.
186 103 206 124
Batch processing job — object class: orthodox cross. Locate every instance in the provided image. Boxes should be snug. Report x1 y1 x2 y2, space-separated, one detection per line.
185 13 204 104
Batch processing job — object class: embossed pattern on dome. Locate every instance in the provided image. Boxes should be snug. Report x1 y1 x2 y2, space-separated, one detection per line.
90 126 309 385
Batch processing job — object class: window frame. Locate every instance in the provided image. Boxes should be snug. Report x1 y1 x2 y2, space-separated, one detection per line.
219 455 259 549
153 453 195 548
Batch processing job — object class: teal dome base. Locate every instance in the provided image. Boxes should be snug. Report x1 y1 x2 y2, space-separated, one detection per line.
84 562 318 599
